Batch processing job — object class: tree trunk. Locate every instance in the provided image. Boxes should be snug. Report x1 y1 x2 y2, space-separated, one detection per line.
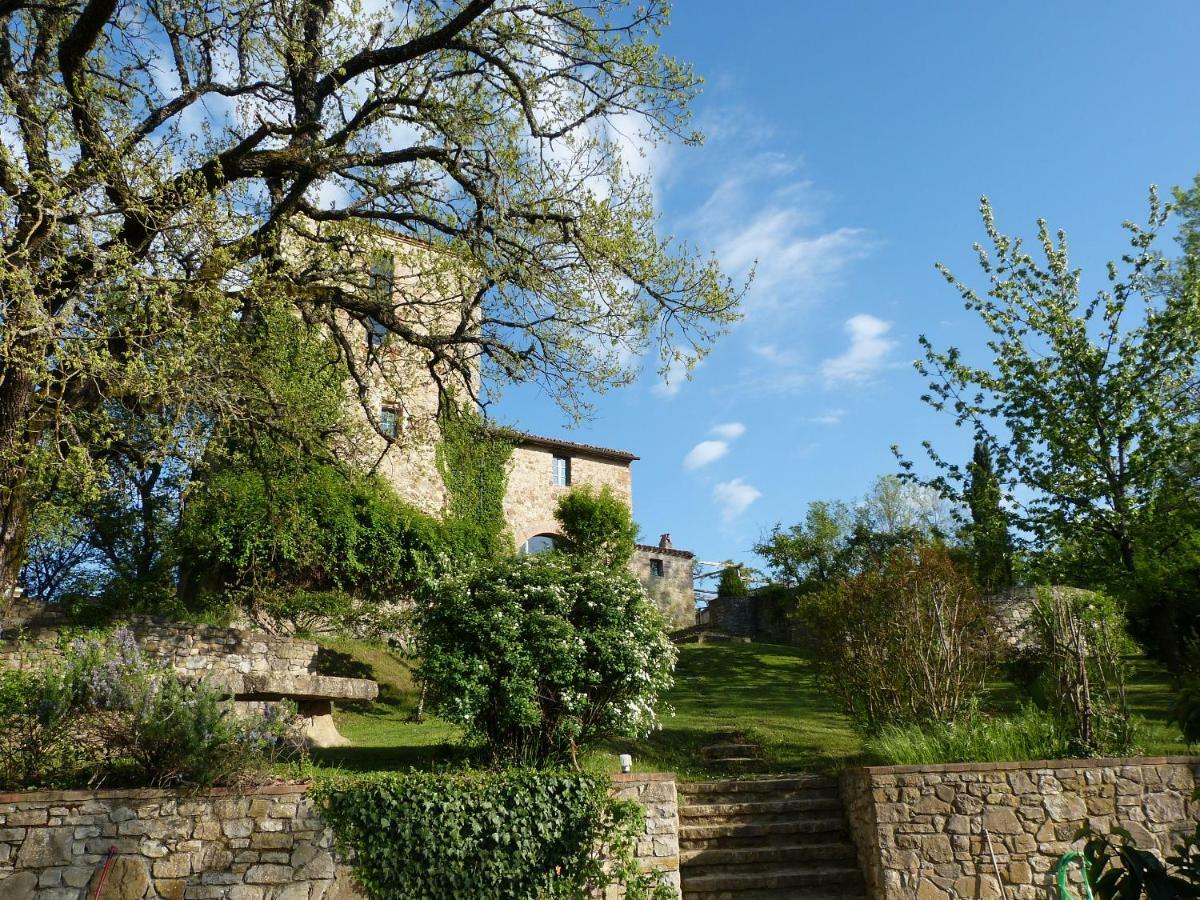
0 367 36 596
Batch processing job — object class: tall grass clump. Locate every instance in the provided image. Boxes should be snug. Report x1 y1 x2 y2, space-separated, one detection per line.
864 704 1076 766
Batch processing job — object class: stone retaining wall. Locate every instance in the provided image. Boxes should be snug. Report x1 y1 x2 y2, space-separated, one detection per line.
842 756 1200 899
610 773 681 897
0 613 318 682
0 776 681 899
0 784 349 900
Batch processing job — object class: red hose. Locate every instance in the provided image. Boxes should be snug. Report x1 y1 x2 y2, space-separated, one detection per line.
91 846 118 900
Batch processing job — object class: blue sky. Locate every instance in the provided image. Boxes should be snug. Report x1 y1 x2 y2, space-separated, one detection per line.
498 1 1200 568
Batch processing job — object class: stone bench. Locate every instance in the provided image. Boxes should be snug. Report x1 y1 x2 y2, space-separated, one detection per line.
205 672 379 748
0 598 380 749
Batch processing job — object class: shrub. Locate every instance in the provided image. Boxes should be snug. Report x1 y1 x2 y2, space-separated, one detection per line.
177 460 469 623
1171 679 1200 746
417 554 676 765
802 543 998 730
864 704 1074 766
0 629 302 789
1074 820 1200 898
717 564 749 598
1026 586 1138 756
554 484 638 569
314 769 674 900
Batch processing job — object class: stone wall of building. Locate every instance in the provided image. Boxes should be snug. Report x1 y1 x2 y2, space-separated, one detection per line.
0 776 682 900
503 443 633 550
632 547 695 632
842 756 1200 900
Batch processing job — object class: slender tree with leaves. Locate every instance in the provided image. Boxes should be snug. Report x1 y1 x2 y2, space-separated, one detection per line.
898 190 1200 666
963 441 1013 593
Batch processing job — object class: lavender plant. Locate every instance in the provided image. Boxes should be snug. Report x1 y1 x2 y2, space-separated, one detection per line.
0 629 303 789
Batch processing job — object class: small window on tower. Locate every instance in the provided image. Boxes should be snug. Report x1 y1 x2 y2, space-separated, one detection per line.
369 253 395 304
650 558 665 578
552 454 571 487
379 405 402 439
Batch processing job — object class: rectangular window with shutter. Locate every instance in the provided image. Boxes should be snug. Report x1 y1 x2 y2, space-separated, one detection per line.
552 455 571 486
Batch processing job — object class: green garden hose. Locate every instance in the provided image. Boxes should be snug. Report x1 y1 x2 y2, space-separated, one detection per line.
1055 851 1094 900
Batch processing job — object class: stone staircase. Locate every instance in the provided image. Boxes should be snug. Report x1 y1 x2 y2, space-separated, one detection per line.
678 775 867 899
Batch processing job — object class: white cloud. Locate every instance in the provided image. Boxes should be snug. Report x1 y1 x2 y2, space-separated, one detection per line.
810 409 847 425
683 422 748 470
710 422 745 441
713 478 762 522
684 440 729 470
821 314 897 385
692 159 871 320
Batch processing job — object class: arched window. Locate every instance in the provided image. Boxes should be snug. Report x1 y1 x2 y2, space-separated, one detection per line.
519 534 558 555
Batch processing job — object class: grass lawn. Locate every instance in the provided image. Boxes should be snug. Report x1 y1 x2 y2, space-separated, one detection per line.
598 642 863 777
310 637 1189 778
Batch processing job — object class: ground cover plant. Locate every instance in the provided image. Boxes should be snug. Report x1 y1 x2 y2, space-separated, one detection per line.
0 628 303 789
315 769 674 900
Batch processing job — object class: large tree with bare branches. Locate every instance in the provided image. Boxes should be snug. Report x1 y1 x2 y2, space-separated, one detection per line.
0 0 741 589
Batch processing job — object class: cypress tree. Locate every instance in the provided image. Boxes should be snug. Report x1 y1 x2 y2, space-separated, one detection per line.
964 442 1014 592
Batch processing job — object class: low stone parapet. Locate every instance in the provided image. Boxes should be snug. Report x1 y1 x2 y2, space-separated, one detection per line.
0 783 353 899
0 775 682 899
609 772 681 897
842 756 1200 899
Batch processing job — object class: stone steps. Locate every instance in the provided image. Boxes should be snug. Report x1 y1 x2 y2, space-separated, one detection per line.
683 865 866 895
681 797 844 822
678 775 866 898
681 840 858 869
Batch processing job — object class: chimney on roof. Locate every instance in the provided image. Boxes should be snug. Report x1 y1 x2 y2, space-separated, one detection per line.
659 533 672 550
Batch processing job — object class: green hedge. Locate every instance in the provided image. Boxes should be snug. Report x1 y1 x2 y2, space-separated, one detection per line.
314 770 673 900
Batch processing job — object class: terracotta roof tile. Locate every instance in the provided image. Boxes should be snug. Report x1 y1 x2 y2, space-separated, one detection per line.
509 431 639 463
635 543 695 559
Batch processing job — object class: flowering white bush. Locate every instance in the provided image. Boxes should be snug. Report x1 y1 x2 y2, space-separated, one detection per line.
417 554 676 765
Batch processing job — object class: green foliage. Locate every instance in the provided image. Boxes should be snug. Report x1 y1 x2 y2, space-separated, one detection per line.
802 543 998 731
864 704 1073 766
964 442 1014 592
1074 823 1200 898
417 553 676 765
0 0 744 591
716 564 749 598
177 459 466 621
314 769 674 900
0 630 301 789
1169 678 1200 746
754 500 855 594
1026 587 1139 756
436 408 516 555
554 484 638 569
902 190 1200 667
753 475 963 600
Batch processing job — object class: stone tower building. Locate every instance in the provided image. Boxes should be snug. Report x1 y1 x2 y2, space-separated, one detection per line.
344 237 697 630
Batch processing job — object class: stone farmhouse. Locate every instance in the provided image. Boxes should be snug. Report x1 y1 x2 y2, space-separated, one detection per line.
341 233 697 630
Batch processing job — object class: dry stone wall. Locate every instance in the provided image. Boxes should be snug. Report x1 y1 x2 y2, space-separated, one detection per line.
842 756 1200 900
0 776 681 900
609 773 681 898
0 613 318 682
0 784 352 900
